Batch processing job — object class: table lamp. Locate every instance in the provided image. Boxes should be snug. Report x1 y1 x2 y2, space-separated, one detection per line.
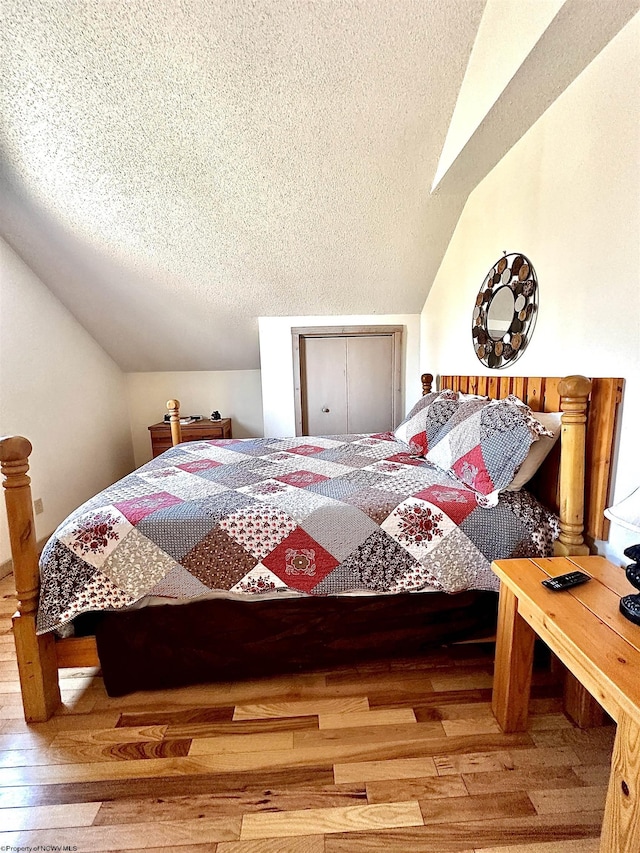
604 487 640 626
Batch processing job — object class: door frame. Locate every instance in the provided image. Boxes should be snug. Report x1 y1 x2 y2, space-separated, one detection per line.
291 325 404 436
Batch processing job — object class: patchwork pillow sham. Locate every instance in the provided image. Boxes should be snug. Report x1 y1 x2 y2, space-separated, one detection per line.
424 394 553 505
394 389 468 457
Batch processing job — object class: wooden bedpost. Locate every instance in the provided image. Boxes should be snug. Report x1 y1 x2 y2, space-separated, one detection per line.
555 376 602 727
555 375 591 557
167 399 182 446
421 373 434 396
0 436 61 722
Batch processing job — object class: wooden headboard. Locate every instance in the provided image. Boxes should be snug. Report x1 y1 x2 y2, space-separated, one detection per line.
420 373 623 547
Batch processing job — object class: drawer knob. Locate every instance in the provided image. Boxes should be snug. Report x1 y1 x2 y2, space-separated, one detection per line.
322 407 330 413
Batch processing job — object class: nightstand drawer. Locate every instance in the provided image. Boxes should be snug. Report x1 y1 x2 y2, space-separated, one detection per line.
148 418 232 457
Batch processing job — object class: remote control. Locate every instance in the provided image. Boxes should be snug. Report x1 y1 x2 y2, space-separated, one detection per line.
541 570 591 591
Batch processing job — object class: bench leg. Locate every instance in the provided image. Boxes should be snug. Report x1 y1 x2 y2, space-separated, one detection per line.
492 583 536 732
564 671 605 728
600 711 640 853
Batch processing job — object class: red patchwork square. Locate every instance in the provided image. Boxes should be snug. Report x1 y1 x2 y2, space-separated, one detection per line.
385 452 424 467
176 459 222 474
114 492 183 524
262 528 339 592
413 484 477 525
287 444 326 456
277 470 329 488
406 430 427 456
451 445 493 495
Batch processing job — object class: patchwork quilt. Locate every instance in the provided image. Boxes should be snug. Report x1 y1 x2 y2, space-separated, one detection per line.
37 434 559 633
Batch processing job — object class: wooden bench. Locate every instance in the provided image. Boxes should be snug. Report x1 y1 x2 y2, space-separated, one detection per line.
491 555 640 853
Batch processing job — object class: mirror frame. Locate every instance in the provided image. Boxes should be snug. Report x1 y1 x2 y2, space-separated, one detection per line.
472 252 538 369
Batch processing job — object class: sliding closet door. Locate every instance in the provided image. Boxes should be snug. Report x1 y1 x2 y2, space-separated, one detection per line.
345 335 394 433
298 329 400 436
302 336 348 435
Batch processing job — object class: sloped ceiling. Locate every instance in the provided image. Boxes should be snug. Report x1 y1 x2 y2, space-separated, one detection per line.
1 0 637 371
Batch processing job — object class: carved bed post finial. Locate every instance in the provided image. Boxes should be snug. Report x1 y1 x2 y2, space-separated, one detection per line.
0 436 60 721
555 376 592 556
167 399 182 446
421 373 434 396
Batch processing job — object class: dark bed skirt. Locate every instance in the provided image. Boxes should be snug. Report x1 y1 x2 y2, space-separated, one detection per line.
93 589 498 696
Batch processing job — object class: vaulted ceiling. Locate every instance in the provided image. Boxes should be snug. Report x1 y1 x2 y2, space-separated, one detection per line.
1 0 637 371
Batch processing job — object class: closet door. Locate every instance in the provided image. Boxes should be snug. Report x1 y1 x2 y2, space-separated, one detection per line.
302 337 348 435
345 335 394 433
300 333 398 436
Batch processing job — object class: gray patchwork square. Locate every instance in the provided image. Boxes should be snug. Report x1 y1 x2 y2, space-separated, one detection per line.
136 502 220 560
312 562 370 595
480 425 531 488
333 453 378 468
426 526 497 593
321 434 363 444
342 487 401 525
314 447 350 463
209 467 268 488
338 469 386 487
191 490 256 520
148 564 212 598
300 503 379 561
350 440 400 460
226 439 272 457
305 477 362 500
265 489 339 523
459 502 529 564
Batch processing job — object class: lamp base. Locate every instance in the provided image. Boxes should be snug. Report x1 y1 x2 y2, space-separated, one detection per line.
626 560 640 590
620 593 640 626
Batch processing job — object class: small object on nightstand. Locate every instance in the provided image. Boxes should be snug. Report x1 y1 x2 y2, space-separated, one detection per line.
621 544 640 626
604 487 640 626
210 411 221 421
541 570 591 591
164 414 202 422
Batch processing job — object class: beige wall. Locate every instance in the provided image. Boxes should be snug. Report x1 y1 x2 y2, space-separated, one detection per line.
126 371 264 468
0 237 134 564
421 14 640 564
259 315 421 438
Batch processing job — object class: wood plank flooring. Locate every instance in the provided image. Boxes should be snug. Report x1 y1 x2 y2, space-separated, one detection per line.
0 574 614 852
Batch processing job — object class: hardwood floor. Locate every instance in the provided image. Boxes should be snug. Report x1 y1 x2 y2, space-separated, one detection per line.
0 574 613 852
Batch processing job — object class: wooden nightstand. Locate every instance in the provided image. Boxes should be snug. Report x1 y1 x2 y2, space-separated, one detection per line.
491 555 640 853
148 418 232 457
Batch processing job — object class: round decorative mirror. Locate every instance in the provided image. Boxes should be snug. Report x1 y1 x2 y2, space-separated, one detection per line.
472 252 538 369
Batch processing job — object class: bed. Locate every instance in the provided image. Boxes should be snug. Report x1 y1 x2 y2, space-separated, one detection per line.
0 372 623 721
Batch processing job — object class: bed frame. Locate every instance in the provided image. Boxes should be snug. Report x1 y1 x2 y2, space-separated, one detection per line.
0 374 623 721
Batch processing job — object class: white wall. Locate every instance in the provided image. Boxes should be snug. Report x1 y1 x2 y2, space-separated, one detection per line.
0 237 133 564
421 14 640 565
126 370 264 468
259 314 421 438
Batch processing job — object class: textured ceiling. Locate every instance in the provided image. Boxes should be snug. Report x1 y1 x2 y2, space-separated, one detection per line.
1 1 637 371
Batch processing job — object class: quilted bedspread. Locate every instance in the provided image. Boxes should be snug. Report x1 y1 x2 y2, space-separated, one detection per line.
37 434 559 633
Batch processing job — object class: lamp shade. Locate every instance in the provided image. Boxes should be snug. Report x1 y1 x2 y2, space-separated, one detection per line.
604 487 640 534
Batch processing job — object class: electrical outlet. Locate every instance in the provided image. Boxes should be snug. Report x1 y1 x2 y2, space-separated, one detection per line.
34 498 44 515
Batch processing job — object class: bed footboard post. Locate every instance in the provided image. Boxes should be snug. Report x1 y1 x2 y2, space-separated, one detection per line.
167 399 182 446
0 437 61 722
421 373 434 396
555 376 591 557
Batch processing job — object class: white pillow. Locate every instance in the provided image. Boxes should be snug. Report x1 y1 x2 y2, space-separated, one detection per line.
506 411 562 491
